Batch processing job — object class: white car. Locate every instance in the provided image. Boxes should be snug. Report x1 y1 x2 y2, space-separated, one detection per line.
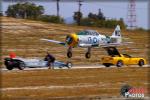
4 56 72 70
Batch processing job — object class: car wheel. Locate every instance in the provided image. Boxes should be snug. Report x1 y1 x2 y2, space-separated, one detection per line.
5 61 13 70
18 61 25 70
117 60 123 67
138 59 144 67
6 65 13 70
103 63 111 67
66 62 72 68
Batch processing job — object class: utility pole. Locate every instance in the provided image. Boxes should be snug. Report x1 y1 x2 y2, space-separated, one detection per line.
127 0 137 29
78 0 83 25
78 0 82 13
56 0 60 17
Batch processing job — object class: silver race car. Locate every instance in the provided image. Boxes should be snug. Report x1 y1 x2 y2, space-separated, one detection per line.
4 54 72 70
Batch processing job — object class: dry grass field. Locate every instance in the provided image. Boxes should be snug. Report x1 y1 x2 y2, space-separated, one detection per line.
1 17 149 65
0 17 150 99
1 67 150 99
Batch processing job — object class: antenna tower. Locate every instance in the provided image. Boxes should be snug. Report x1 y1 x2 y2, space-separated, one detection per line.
127 0 137 29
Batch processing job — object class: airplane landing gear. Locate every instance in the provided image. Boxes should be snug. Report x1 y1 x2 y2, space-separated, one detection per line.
85 52 91 59
67 47 72 58
85 47 91 59
67 51 72 58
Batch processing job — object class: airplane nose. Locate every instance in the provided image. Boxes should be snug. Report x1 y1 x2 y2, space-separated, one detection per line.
66 34 79 47
66 35 73 45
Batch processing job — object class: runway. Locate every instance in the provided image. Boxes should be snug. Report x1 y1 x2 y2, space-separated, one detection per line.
1 64 149 72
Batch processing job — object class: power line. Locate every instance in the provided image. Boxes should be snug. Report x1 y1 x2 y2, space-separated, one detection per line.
94 4 147 10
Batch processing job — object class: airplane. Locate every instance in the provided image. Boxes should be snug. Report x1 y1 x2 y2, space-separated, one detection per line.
41 25 122 59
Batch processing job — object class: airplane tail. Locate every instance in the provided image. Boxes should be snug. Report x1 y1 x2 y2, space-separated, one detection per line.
110 25 122 44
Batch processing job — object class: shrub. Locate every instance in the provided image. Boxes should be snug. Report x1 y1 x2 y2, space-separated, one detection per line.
37 15 64 24
80 17 126 29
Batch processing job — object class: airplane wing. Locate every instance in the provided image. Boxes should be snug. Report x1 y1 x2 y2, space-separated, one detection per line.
78 44 92 47
78 44 99 47
41 38 66 46
122 42 134 45
100 43 121 47
100 42 133 47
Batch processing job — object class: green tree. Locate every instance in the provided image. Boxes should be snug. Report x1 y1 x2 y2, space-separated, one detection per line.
88 13 98 20
88 9 105 20
97 9 105 20
6 2 44 19
73 11 83 25
80 18 94 26
118 18 126 29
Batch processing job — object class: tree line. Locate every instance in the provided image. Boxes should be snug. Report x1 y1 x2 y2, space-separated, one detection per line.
73 9 126 29
5 2 64 23
5 2 126 29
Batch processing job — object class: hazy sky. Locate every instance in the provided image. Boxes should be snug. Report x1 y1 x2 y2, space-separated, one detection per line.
2 0 149 29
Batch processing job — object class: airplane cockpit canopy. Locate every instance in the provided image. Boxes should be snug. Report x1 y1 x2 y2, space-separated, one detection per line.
77 30 99 36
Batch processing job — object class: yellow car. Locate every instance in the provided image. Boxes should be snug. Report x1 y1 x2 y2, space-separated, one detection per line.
101 53 146 67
